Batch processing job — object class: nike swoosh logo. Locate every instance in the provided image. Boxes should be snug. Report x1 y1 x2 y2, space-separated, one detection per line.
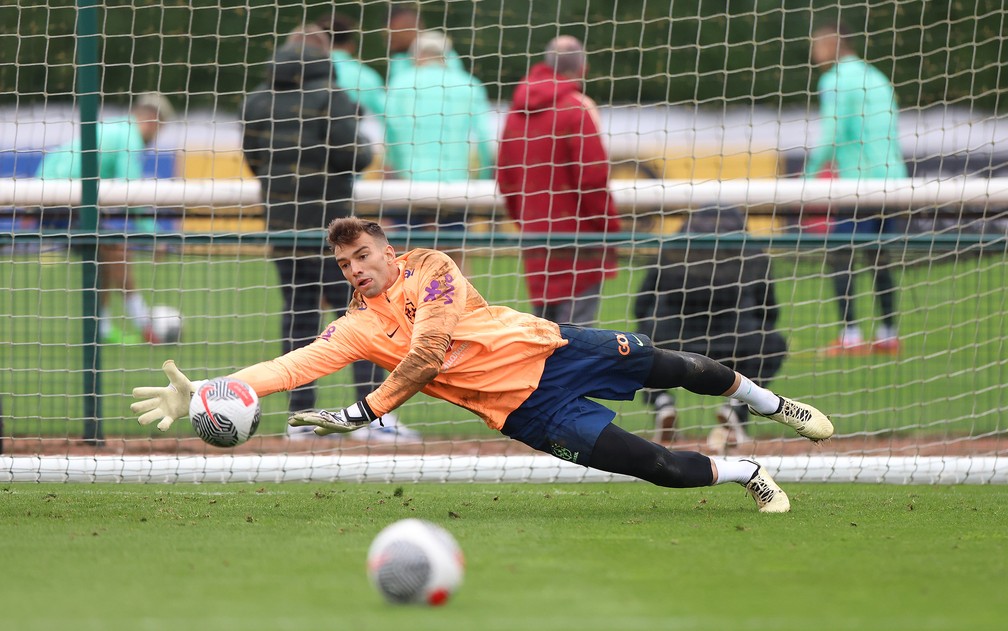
629 334 645 346
386 326 399 338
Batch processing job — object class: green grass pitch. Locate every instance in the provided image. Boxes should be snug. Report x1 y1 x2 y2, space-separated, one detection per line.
0 483 1004 631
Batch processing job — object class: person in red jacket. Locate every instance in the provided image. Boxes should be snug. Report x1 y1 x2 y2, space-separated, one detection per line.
497 36 622 326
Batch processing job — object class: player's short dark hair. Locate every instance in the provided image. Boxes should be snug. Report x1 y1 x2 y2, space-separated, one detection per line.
327 217 388 249
316 12 358 47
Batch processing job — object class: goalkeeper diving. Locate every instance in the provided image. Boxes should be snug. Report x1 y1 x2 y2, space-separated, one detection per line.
132 218 833 512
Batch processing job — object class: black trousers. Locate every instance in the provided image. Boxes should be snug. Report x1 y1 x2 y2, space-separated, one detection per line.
826 212 906 329
828 246 898 328
273 252 381 413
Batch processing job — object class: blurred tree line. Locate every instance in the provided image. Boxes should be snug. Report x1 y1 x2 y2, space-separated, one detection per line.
1 0 1003 112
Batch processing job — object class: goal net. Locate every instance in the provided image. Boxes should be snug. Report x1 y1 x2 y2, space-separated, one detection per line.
1 1 1006 483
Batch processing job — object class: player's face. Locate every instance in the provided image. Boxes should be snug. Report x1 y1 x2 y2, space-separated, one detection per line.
333 233 398 298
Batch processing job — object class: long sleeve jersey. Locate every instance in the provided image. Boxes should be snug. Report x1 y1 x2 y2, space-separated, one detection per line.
231 249 567 429
805 55 908 180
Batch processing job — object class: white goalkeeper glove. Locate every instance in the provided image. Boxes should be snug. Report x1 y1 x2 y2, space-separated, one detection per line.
288 400 379 436
130 360 206 432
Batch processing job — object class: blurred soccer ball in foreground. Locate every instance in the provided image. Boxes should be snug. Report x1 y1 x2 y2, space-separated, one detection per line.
367 519 464 606
188 378 261 448
148 305 183 343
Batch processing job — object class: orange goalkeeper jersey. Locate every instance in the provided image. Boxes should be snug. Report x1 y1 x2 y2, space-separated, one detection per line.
231 249 568 429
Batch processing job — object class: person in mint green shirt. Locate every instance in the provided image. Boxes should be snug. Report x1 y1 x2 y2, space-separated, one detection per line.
385 5 469 82
384 31 494 184
807 22 907 357
35 94 175 345
383 4 493 141
381 3 491 159
36 119 146 183
805 28 907 180
316 12 387 118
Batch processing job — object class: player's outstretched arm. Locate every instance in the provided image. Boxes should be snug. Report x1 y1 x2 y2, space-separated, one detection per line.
130 360 205 431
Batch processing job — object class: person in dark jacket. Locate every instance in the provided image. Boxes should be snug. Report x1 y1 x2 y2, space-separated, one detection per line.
635 208 787 452
241 29 418 442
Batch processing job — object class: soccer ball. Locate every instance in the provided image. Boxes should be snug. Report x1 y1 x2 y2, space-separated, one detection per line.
188 378 261 448
367 519 464 606
148 305 183 344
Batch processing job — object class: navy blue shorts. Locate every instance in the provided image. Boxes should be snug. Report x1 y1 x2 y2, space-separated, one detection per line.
501 326 655 465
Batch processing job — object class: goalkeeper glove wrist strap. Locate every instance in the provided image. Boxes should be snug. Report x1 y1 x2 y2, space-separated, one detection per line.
344 399 378 426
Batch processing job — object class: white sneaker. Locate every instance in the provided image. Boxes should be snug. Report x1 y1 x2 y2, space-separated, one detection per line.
653 404 678 443
750 397 833 442
348 412 422 444
716 403 752 447
706 426 731 455
740 460 790 513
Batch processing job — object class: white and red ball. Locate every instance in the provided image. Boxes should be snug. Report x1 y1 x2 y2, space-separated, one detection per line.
367 519 464 606
188 378 260 448
148 305 183 344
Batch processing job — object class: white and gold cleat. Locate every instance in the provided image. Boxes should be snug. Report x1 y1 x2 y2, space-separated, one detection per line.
741 460 790 513
751 397 833 442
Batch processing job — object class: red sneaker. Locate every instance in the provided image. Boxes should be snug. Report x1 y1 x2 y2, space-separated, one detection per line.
871 337 901 355
823 338 870 357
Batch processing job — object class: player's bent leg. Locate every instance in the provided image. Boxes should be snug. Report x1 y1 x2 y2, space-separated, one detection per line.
587 423 713 488
644 349 736 395
647 348 833 442
588 425 790 512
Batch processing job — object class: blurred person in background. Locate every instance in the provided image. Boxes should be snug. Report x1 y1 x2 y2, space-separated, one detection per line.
316 11 387 119
383 29 495 239
241 27 418 442
35 92 174 345
385 3 469 81
634 209 787 452
805 20 908 356
497 36 621 326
